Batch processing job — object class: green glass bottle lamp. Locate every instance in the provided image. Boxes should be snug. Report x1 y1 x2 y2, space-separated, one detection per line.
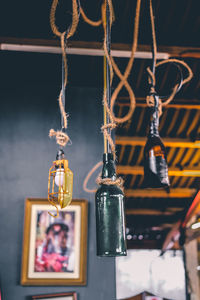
95 153 127 256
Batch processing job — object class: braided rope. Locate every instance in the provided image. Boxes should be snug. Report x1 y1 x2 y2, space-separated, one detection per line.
49 0 79 145
100 0 141 156
49 129 70 147
81 0 141 193
146 0 193 116
80 6 102 26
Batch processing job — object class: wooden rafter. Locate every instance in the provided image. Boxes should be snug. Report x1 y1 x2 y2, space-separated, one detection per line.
117 165 200 177
125 188 196 198
126 208 183 216
2 37 200 58
162 221 181 250
116 136 200 148
117 97 200 109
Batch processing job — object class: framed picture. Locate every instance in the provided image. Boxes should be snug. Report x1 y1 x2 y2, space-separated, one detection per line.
21 198 88 285
31 292 77 300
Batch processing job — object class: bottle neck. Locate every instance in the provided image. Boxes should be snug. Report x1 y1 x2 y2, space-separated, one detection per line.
101 153 117 180
148 95 159 137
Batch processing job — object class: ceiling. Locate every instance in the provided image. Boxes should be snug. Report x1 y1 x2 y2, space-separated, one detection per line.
1 0 200 249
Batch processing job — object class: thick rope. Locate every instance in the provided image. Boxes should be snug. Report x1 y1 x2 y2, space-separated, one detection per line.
100 0 141 157
82 0 141 192
49 129 70 147
83 161 103 193
82 161 124 193
80 0 140 126
109 0 141 123
80 6 102 27
100 0 141 159
49 0 79 146
146 0 193 116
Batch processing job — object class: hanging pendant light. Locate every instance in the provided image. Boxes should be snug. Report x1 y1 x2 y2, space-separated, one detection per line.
143 0 170 190
47 0 80 216
143 94 170 189
143 0 193 189
95 1 127 257
48 149 73 214
96 153 127 256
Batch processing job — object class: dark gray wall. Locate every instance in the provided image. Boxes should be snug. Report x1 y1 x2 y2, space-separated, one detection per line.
0 52 115 299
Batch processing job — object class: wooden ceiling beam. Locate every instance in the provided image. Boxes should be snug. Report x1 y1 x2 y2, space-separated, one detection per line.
182 190 200 228
1 37 200 58
117 165 200 177
126 208 183 216
162 221 181 250
125 188 196 198
116 136 200 148
117 97 200 109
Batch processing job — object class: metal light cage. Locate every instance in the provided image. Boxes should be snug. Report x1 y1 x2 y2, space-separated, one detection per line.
48 158 73 214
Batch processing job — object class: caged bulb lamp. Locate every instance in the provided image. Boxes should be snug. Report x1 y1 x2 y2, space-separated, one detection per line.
48 149 73 214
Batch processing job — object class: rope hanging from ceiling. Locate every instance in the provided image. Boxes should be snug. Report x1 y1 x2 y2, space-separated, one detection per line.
49 0 80 147
82 0 142 193
80 0 140 126
146 0 193 117
47 0 80 217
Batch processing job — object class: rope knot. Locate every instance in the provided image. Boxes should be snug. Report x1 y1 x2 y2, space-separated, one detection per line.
49 129 70 147
96 176 124 191
146 95 162 117
101 123 117 131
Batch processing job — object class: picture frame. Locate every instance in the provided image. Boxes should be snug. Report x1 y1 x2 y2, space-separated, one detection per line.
31 292 77 300
21 198 88 286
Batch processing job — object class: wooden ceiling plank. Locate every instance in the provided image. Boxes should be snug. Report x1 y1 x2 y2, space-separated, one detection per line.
137 176 144 188
117 98 200 109
136 60 145 90
176 110 191 136
125 188 196 198
171 148 185 166
117 105 123 118
119 145 126 164
135 147 144 165
117 165 200 176
116 136 200 148
187 111 200 137
166 110 180 136
170 176 181 187
135 108 145 135
126 209 181 216
181 148 193 166
2 37 200 58
190 149 200 166
159 109 168 132
127 147 135 165
179 176 190 188
129 175 137 188
124 119 132 132
167 148 177 165
186 177 196 188
159 64 171 91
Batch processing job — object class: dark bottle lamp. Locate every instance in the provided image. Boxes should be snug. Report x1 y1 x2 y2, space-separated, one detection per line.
144 95 170 189
95 153 127 256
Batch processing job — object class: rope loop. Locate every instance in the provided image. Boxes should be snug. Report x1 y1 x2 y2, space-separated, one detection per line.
49 0 80 146
96 176 124 191
49 129 70 147
50 0 79 39
146 0 193 115
81 0 142 193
